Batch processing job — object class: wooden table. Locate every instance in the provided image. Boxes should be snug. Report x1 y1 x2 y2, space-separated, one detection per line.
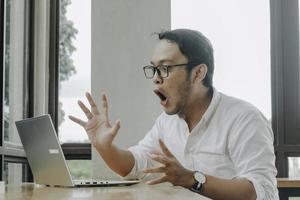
1 182 211 200
277 178 300 200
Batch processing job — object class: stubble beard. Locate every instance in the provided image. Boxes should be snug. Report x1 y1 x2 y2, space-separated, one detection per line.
166 77 192 116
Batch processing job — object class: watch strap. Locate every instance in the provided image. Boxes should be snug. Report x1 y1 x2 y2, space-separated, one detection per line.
189 171 205 193
190 181 203 193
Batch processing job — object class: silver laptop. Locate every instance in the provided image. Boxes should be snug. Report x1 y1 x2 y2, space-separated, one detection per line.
15 114 139 187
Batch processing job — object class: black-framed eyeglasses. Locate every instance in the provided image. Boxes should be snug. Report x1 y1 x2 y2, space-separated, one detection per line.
142 62 197 79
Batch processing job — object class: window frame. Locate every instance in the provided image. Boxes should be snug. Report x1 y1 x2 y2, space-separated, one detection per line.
0 0 4 181
270 0 300 177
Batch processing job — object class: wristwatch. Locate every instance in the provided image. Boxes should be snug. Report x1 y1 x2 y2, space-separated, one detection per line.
190 171 206 193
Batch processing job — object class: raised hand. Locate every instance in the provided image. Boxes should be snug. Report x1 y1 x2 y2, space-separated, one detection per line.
143 139 195 188
69 92 120 149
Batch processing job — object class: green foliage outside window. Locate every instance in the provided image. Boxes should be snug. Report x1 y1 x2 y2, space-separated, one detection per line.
58 0 78 126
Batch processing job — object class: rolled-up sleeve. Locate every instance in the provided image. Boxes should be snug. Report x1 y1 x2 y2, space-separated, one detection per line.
123 115 163 180
229 112 279 200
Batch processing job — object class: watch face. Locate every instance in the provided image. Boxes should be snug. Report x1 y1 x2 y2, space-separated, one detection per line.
194 172 206 184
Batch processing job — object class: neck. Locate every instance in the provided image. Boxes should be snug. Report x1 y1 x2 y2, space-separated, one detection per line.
181 87 213 132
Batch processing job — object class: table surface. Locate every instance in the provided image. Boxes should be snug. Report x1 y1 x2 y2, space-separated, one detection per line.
277 178 300 188
1 182 211 200
2 178 296 199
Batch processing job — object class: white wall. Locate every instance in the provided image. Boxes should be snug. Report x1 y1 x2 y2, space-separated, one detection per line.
91 0 170 179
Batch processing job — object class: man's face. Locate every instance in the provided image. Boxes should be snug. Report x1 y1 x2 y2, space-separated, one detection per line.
151 39 192 115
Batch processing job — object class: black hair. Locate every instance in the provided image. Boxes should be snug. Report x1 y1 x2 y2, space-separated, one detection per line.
157 29 214 89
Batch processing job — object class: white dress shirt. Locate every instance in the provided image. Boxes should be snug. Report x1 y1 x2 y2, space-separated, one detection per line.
125 88 278 199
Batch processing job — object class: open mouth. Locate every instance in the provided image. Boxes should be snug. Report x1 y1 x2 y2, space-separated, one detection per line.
154 89 169 106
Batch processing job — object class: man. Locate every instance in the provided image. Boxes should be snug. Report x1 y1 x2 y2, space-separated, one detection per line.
69 29 278 199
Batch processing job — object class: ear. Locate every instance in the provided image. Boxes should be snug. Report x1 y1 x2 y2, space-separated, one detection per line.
191 64 208 84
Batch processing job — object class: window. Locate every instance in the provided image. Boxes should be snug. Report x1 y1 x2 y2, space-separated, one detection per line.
4 163 22 184
4 0 27 144
270 0 300 178
58 0 91 144
1 0 90 183
288 157 300 178
47 0 92 180
286 0 300 179
1 0 33 183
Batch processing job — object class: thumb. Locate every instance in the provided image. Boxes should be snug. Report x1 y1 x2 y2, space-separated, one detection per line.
111 119 121 138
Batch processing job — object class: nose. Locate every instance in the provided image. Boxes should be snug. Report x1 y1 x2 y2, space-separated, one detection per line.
153 72 163 85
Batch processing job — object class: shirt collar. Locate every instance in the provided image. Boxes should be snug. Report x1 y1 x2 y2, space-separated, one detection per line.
201 87 221 126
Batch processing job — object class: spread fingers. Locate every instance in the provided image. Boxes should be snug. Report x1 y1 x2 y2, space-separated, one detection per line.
69 115 86 127
78 100 93 120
